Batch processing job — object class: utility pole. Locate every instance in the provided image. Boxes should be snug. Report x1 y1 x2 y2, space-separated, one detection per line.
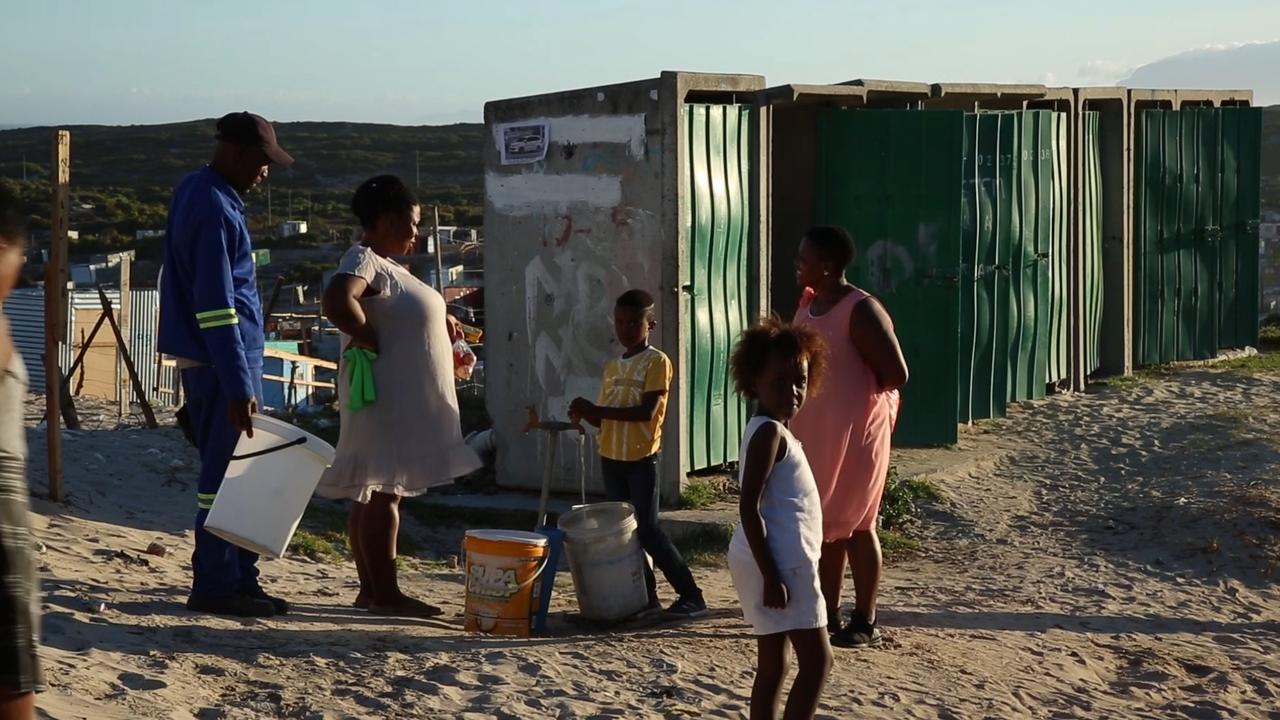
45 130 71 502
415 150 420 188
20 153 26 182
432 205 444 293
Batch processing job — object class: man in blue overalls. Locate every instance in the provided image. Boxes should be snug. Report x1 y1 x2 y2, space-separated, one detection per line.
159 112 293 618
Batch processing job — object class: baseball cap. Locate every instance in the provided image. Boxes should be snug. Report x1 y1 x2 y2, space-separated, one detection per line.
215 112 294 166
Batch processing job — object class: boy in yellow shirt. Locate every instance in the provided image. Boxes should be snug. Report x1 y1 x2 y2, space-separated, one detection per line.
570 289 707 618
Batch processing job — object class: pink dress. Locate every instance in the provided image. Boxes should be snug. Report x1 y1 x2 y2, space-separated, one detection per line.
790 287 900 541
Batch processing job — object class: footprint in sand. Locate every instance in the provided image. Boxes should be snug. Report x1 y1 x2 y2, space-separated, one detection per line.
117 672 168 691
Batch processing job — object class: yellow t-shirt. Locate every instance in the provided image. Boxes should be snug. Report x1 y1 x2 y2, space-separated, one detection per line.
597 347 672 462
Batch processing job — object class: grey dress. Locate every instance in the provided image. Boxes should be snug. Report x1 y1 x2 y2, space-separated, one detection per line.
0 350 42 693
316 245 481 503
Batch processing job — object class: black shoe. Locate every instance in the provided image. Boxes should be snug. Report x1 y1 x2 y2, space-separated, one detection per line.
187 593 276 618
246 588 290 615
832 609 881 648
664 596 709 619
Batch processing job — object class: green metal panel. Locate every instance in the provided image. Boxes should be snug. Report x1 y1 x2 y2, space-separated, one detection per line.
1176 111 1200 360
1194 109 1221 359
706 107 729 465
1219 110 1241 347
966 112 1003 420
1160 112 1180 363
722 106 750 463
686 105 711 469
1220 107 1263 349
1009 112 1033 403
682 104 753 471
817 108 964 446
1047 113 1070 384
959 114 979 423
993 114 1016 413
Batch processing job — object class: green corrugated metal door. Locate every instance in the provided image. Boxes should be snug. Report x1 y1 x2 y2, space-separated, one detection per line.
1219 107 1263 349
683 104 752 471
1134 107 1259 366
817 109 964 446
960 111 1066 419
961 112 1007 421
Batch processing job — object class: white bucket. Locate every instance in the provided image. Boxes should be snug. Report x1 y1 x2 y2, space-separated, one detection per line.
558 502 649 622
204 415 335 558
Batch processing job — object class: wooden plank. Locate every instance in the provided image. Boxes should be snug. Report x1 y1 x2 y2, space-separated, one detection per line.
95 286 158 429
261 346 337 370
45 129 70 502
65 310 106 380
261 374 335 389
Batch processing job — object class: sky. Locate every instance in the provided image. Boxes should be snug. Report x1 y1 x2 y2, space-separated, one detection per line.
1 0 1277 127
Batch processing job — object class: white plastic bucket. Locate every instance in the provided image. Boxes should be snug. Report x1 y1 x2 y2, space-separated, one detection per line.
558 502 649 622
204 415 335 558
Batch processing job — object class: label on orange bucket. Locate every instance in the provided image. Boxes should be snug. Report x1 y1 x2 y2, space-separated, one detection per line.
463 531 548 638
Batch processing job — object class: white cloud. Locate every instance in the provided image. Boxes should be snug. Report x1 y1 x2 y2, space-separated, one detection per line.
1076 60 1131 86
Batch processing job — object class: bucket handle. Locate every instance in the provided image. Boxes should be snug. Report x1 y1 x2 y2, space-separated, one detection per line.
230 436 307 462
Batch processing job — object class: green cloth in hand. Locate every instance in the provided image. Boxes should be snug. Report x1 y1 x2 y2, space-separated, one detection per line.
344 347 377 411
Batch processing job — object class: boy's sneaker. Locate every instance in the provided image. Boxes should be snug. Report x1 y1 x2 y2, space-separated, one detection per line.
664 596 709 619
832 609 881 648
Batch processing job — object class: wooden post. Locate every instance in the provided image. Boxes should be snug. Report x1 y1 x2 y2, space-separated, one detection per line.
44 130 70 502
262 276 284 326
432 205 444 293
95 286 158 429
115 253 132 416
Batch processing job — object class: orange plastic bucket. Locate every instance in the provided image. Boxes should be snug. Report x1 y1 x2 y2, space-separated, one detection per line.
463 530 549 637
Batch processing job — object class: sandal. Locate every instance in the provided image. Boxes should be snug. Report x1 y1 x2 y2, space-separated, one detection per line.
368 596 445 619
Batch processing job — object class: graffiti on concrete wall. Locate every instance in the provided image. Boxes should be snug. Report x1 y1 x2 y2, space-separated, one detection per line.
522 208 658 421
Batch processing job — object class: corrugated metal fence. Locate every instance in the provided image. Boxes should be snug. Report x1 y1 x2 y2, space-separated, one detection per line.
1 288 175 407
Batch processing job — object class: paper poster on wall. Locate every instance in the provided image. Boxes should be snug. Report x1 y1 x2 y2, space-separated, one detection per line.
498 122 549 165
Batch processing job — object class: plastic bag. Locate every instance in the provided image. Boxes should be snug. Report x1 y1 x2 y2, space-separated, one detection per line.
453 339 477 380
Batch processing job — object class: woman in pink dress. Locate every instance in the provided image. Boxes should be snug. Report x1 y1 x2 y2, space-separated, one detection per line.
789 225 908 649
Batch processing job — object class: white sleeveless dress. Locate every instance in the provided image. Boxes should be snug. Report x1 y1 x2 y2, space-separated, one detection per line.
728 416 826 636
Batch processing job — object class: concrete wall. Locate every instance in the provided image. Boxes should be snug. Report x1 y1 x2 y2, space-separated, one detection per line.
483 71 764 505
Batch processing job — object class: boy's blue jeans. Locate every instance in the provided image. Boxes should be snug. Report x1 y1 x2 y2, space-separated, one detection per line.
600 455 701 603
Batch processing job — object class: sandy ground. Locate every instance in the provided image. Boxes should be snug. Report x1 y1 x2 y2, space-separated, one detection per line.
19 368 1280 719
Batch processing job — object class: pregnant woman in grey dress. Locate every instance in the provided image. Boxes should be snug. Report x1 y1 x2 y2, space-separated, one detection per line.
319 175 480 619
